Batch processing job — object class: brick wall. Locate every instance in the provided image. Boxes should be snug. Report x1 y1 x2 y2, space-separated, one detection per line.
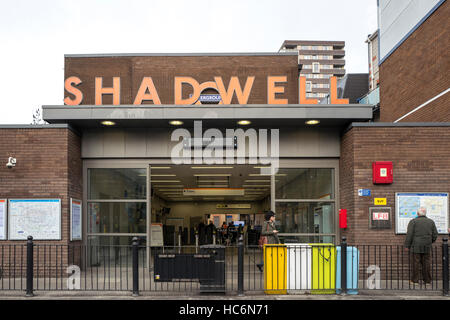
0 127 82 275
340 125 450 246
379 1 449 122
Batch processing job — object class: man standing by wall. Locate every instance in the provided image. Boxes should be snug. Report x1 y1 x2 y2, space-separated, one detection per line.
404 207 438 285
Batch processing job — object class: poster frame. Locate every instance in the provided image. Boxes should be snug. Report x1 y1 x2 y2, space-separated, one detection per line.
0 199 7 240
8 198 62 240
70 198 82 241
395 192 449 235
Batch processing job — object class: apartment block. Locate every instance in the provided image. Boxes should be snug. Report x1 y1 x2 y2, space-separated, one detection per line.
279 40 345 99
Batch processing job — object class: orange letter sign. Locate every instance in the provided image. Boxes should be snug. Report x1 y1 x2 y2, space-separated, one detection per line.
133 77 161 105
64 76 83 105
174 77 200 105
95 77 121 105
214 76 254 104
267 76 288 104
329 76 349 104
298 76 318 104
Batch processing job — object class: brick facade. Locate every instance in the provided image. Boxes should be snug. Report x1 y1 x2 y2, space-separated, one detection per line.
0 127 82 275
340 125 450 246
379 1 449 122
64 54 299 105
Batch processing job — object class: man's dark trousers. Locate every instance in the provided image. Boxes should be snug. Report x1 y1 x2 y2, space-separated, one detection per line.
411 251 432 283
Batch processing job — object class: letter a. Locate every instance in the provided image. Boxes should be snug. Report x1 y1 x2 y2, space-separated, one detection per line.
134 77 161 105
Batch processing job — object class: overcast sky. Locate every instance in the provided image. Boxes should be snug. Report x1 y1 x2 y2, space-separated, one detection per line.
0 0 378 124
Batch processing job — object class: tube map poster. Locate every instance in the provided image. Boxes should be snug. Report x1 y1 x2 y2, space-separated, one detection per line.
396 193 448 234
8 199 61 240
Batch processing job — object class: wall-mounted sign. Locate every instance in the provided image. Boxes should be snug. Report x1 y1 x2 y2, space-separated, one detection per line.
70 198 82 241
8 199 61 240
369 207 391 229
150 223 164 247
184 188 245 196
395 193 448 234
374 198 387 205
64 75 349 106
358 189 371 197
0 200 6 240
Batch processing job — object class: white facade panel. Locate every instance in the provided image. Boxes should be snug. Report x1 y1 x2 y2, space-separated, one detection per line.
378 0 441 63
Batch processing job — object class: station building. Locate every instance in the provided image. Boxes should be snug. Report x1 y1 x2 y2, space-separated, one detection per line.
0 0 448 267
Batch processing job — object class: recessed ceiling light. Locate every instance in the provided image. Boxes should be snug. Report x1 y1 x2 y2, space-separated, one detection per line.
194 174 231 177
191 166 234 169
169 120 184 126
243 185 271 187
153 185 184 187
151 174 176 177
305 120 320 125
197 185 229 188
237 120 251 125
101 121 115 126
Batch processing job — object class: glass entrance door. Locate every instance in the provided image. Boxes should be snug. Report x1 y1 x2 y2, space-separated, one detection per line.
273 168 337 244
86 168 148 266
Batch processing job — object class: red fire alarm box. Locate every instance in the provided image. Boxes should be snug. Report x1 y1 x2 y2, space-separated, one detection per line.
339 209 347 229
372 161 393 184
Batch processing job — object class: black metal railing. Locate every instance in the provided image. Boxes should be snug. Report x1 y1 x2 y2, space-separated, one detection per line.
0 236 448 296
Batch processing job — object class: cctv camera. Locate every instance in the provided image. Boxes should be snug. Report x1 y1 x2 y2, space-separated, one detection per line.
6 157 16 169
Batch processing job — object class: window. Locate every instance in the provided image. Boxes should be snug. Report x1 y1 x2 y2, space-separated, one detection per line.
306 81 312 92
275 168 336 243
88 168 147 234
312 62 320 74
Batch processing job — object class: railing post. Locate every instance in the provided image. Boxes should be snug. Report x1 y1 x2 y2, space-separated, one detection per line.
26 236 34 297
132 237 139 297
237 230 244 296
443 238 449 296
341 236 347 295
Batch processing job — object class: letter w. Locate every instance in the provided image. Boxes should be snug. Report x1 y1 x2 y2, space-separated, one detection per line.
214 76 254 104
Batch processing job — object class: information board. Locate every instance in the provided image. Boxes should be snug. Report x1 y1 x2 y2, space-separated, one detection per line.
150 223 164 247
395 193 448 234
70 198 82 241
8 199 61 240
0 200 6 240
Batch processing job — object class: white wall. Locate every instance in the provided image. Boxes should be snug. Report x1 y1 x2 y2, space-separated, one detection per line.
378 0 442 63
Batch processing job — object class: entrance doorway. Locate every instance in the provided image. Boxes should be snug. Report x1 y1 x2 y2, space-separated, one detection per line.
83 161 338 267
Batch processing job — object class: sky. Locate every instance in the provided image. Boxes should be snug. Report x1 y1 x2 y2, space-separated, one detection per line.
0 0 378 124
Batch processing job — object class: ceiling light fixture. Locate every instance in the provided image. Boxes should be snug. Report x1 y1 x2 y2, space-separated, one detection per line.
101 121 115 126
169 120 184 126
194 174 231 177
237 120 251 125
305 120 320 125
151 174 176 177
191 166 234 169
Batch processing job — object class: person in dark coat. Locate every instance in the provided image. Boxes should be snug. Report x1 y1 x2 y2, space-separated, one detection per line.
256 210 280 272
404 207 438 284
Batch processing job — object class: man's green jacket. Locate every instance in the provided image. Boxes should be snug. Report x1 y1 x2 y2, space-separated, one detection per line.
404 216 438 253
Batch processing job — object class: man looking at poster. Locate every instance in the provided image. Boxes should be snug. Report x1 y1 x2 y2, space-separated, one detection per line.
404 207 438 285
